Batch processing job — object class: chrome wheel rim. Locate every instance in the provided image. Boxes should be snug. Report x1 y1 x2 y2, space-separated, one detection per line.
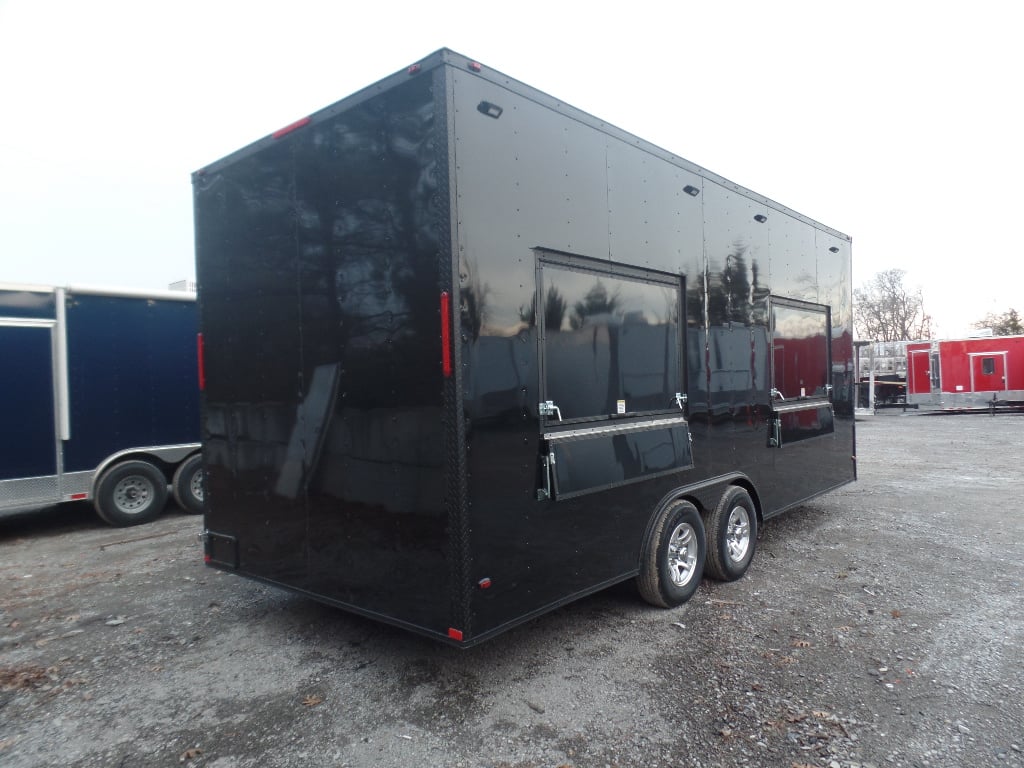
667 522 699 587
725 505 751 563
112 476 155 515
190 469 204 503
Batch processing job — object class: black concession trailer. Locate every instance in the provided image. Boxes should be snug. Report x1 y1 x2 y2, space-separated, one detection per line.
193 49 855 646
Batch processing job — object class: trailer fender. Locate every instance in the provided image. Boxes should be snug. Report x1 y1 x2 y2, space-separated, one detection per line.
640 473 761 550
88 444 202 525
90 443 200 490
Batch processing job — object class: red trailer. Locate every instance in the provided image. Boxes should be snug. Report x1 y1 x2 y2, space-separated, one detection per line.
906 335 1024 410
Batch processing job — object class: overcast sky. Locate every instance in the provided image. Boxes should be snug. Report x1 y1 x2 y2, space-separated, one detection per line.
1 0 1020 337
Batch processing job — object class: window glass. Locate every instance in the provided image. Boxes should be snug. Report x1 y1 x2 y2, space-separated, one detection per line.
541 261 680 421
771 299 830 400
982 357 995 375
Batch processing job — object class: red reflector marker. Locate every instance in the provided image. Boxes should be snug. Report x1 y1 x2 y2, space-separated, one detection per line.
448 628 464 642
440 291 453 377
197 333 206 391
203 554 212 564
478 578 492 589
272 116 311 140
69 493 88 501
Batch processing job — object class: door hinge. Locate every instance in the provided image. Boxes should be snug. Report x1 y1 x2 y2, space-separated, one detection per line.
537 452 555 501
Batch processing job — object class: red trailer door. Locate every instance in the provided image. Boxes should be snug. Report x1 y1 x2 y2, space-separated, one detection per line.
908 349 932 395
970 353 1007 393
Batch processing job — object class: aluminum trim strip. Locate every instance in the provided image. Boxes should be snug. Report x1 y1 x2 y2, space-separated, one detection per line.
544 415 688 441
55 287 71 440
0 318 56 328
62 284 196 302
0 282 195 301
772 400 833 414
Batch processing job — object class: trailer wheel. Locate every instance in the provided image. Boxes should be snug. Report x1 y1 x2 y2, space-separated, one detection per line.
704 486 758 582
172 454 204 515
637 499 706 608
94 460 169 527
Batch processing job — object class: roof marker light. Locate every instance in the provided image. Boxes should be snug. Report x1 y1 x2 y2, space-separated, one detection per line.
683 185 700 197
477 101 503 119
272 116 311 140
408 64 421 75
754 214 768 223
468 61 482 72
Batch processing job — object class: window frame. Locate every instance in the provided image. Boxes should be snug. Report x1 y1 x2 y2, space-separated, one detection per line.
534 248 685 430
769 295 833 403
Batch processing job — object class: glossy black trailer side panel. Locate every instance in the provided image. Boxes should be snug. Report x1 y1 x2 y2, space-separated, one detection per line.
195 72 455 635
447 67 853 639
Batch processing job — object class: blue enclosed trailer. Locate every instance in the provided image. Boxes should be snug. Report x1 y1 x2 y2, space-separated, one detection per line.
0 283 202 526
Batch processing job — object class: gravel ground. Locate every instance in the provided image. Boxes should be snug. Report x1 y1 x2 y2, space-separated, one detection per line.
1 411 1022 768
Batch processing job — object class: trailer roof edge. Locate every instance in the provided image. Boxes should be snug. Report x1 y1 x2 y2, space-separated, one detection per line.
435 48 851 242
0 282 196 302
192 47 851 242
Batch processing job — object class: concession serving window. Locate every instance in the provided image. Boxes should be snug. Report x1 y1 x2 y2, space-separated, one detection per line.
768 296 835 447
534 250 692 500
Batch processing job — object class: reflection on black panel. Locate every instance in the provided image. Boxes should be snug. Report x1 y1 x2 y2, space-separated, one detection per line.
778 404 835 445
550 421 693 499
539 253 681 421
771 299 830 400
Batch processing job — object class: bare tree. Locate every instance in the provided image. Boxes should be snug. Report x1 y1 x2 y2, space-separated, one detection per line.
972 308 1023 336
854 269 932 341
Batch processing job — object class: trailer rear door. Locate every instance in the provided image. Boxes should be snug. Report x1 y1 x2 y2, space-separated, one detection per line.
0 322 59 494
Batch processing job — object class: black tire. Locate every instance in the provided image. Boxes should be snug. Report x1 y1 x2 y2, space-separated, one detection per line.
704 486 758 582
93 460 169 527
637 499 706 608
172 454 205 514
